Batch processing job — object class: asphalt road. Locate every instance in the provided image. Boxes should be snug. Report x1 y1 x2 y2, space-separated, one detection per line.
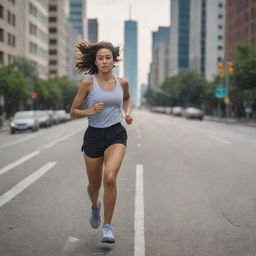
0 110 256 256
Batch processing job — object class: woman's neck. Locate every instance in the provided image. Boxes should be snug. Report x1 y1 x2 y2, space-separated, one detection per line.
96 71 113 81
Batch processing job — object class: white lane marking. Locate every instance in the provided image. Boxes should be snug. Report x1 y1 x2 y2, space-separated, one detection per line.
0 162 57 208
134 164 145 256
137 134 141 139
0 151 40 176
208 135 232 145
0 128 83 176
41 127 84 149
137 143 141 147
0 134 39 150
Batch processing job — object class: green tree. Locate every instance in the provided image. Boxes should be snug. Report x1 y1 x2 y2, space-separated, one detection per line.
0 66 29 117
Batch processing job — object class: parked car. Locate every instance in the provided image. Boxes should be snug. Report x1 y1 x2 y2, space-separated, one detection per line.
10 111 39 134
53 110 68 123
172 106 184 116
35 110 51 128
184 107 204 120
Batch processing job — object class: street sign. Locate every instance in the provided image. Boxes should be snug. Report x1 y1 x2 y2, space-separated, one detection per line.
215 88 227 99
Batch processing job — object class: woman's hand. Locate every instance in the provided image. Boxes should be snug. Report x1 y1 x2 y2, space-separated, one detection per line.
92 103 104 114
125 114 133 125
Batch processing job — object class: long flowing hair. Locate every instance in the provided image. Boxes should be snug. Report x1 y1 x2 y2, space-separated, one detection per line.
75 41 120 74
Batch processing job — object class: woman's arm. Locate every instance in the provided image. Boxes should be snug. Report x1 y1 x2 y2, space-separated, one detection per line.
120 78 133 125
70 78 104 118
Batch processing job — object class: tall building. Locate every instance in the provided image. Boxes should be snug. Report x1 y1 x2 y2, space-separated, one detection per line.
124 20 137 106
88 18 98 42
48 0 69 78
0 0 18 66
67 23 82 82
15 0 49 79
169 0 225 81
149 26 170 90
225 0 256 61
169 0 190 76
69 0 87 39
190 0 225 81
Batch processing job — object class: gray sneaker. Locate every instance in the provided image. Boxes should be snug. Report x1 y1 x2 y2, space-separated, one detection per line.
90 200 101 229
101 224 115 243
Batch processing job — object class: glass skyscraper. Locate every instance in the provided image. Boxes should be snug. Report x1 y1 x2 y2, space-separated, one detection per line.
69 0 87 39
124 20 138 106
178 0 190 69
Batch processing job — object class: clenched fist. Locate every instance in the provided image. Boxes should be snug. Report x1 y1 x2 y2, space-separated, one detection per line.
92 103 104 114
125 114 133 125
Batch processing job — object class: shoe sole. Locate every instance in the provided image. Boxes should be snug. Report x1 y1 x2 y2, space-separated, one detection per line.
101 238 115 244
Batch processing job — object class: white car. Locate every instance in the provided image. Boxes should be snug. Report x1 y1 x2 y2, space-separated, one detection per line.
10 111 39 134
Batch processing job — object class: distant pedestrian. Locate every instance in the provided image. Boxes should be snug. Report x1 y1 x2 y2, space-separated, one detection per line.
70 41 133 243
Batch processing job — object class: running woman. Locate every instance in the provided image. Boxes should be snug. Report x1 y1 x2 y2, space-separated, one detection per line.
70 41 133 243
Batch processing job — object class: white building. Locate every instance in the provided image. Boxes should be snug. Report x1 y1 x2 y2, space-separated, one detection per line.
48 0 69 78
0 0 18 66
16 0 49 79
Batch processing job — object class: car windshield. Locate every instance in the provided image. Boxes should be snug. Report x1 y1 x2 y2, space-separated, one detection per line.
14 112 33 119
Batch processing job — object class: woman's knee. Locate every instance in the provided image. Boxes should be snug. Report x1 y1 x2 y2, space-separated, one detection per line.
103 174 116 188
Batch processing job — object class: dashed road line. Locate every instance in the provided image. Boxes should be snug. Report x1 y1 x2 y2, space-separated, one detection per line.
0 162 57 208
208 135 232 145
134 164 145 256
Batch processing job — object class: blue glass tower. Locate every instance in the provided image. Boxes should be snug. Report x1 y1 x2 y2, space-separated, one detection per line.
178 0 190 69
124 20 138 106
152 27 170 51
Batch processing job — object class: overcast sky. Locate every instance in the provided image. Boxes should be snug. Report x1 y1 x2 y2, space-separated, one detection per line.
87 0 170 86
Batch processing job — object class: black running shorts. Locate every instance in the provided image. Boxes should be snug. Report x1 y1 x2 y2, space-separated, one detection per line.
81 122 127 158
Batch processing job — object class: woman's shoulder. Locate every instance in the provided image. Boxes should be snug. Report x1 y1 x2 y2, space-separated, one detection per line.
80 76 94 89
116 77 129 88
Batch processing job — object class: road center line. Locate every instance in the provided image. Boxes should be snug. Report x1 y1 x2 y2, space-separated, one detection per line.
134 164 145 256
0 134 39 150
208 135 232 145
0 162 57 208
0 151 40 176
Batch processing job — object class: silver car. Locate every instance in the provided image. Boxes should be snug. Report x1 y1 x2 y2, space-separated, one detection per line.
10 111 39 134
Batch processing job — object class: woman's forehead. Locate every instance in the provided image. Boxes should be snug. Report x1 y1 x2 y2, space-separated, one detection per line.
96 48 112 56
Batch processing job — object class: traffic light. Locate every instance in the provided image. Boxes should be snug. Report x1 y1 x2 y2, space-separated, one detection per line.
228 62 234 75
218 62 224 77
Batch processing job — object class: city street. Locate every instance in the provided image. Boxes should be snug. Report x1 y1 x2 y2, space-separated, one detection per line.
1 109 256 256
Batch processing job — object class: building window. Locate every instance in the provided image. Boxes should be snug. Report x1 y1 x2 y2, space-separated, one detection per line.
218 3 223 8
49 27 57 33
218 14 223 19
8 0 15 4
49 17 57 22
49 70 57 75
0 5 3 19
49 5 57 11
218 57 222 62
29 42 37 54
29 23 37 35
49 49 57 54
8 33 15 47
0 28 3 42
49 39 57 44
29 3 37 17
0 51 4 64
12 14 15 26
218 35 223 40
7 10 11 24
49 60 57 65
218 45 223 50
218 25 223 29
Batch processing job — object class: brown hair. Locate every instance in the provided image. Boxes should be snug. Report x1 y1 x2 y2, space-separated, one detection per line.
75 41 120 74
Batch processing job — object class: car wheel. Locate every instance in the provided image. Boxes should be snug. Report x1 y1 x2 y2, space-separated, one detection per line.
10 128 15 134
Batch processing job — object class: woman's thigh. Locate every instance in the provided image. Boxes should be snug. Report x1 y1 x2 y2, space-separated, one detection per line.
83 153 104 186
103 144 126 179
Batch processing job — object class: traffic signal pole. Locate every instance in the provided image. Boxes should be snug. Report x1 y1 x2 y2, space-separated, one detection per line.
224 61 230 119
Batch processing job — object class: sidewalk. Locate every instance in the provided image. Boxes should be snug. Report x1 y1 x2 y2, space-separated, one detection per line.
204 115 256 128
0 120 10 133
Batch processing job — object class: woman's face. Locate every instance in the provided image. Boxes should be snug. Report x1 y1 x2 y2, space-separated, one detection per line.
95 48 115 73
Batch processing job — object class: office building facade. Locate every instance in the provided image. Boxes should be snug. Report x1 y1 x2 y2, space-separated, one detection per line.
88 18 98 42
48 0 69 78
225 0 256 61
124 20 137 106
